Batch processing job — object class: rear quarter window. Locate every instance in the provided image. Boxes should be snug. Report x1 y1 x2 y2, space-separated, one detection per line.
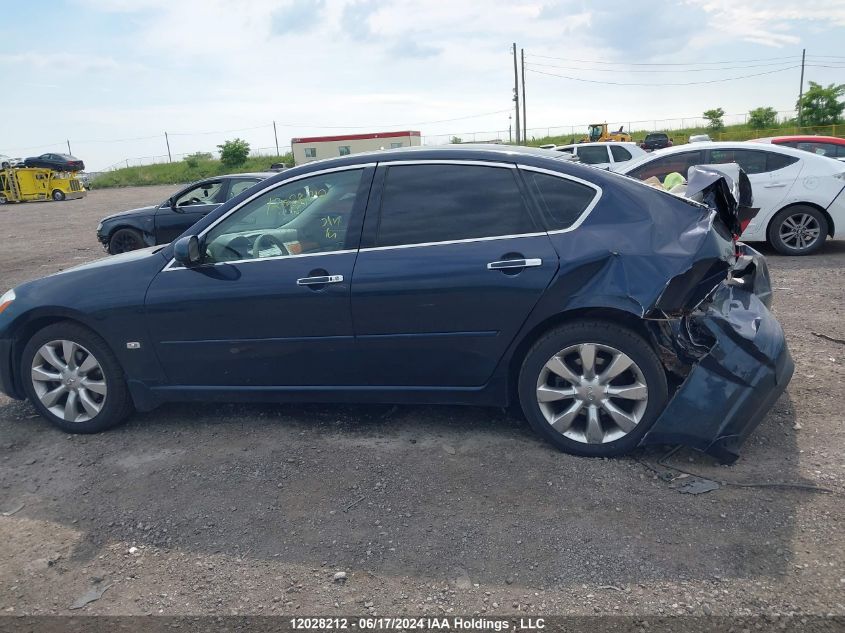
610 145 633 161
523 170 598 230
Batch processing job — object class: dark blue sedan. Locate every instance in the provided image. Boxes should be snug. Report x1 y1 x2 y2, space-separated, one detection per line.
0 146 793 461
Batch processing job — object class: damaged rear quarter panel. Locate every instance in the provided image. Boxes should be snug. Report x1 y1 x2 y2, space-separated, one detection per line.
642 285 794 462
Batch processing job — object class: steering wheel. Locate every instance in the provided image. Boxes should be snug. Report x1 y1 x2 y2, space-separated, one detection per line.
187 196 203 205
252 233 290 259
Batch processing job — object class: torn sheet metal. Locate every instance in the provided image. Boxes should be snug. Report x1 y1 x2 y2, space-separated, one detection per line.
641 283 794 463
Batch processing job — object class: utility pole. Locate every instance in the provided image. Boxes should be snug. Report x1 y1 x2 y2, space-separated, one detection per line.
273 121 280 156
164 132 172 163
66 140 72 154
521 48 527 143
797 48 806 127
512 43 521 145
508 113 512 143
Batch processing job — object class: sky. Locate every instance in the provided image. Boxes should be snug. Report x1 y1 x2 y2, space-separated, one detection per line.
1 0 844 171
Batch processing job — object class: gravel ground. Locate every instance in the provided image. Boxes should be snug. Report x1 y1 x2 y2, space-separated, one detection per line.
0 186 843 617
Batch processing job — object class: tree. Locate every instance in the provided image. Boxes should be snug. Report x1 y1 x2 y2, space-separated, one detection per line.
748 106 778 130
217 138 251 167
798 82 845 126
184 151 213 168
450 136 463 144
703 107 725 131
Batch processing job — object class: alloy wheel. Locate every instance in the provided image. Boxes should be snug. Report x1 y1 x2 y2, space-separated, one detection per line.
30 339 107 423
779 212 821 251
536 343 649 444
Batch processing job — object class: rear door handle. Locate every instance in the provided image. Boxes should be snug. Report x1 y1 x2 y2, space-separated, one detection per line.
296 274 344 286
487 258 542 270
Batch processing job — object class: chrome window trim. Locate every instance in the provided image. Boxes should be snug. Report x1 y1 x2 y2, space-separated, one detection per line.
379 159 516 169
161 163 375 272
516 164 603 234
358 232 548 253
161 159 604 269
163 249 359 272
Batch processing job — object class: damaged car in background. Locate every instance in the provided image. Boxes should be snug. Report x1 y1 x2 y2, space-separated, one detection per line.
0 146 792 462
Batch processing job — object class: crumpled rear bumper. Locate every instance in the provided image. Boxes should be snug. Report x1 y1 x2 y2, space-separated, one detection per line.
641 246 793 463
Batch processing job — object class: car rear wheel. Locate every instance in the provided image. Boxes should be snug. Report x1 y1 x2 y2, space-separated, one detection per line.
518 320 668 457
21 322 133 433
768 206 828 256
109 228 145 254
51 189 65 201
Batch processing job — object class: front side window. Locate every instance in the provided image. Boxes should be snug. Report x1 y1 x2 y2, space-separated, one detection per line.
203 169 363 263
576 146 610 165
610 145 633 162
175 180 225 207
304 147 317 158
375 164 535 247
627 150 705 183
338 146 351 156
524 171 598 231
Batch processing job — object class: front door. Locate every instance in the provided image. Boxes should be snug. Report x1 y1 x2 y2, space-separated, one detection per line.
144 167 372 387
154 179 227 244
350 162 558 387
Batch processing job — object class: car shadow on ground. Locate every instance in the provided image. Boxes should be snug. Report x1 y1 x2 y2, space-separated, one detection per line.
0 389 810 589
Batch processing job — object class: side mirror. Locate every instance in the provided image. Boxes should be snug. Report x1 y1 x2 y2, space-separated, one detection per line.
173 235 202 267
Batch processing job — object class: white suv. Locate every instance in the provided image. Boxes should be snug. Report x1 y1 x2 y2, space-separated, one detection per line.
553 142 646 171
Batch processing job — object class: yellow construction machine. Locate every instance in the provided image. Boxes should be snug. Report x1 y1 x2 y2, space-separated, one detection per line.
581 123 632 143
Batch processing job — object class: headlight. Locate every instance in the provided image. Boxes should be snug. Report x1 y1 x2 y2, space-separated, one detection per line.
0 289 15 314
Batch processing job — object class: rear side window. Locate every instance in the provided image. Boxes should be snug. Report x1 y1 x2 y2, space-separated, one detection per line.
708 148 798 174
524 171 598 230
627 150 705 183
610 145 633 162
576 146 610 165
375 164 535 247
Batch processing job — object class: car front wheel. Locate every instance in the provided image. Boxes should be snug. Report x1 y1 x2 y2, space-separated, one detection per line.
21 322 133 433
51 189 65 201
518 320 668 457
108 228 145 254
768 206 828 255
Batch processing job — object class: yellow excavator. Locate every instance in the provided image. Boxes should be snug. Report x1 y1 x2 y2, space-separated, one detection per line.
580 123 632 143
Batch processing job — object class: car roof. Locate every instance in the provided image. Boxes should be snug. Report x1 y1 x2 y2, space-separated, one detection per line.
617 140 821 174
557 141 639 149
752 135 845 145
220 172 276 179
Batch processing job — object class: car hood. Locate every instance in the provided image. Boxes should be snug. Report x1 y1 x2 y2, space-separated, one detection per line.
100 205 160 223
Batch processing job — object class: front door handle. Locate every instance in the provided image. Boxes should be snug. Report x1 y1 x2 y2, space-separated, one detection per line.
296 274 344 286
487 258 542 270
763 183 787 188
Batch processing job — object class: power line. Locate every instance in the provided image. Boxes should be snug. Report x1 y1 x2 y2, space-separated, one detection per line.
526 53 802 66
525 65 800 86
526 59 800 73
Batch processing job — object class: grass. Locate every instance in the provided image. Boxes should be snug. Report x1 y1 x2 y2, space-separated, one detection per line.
93 119 845 188
525 120 845 148
93 153 294 188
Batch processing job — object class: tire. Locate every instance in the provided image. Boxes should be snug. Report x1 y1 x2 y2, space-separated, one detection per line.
518 320 668 458
108 228 145 254
21 321 134 433
51 189 65 201
767 205 828 256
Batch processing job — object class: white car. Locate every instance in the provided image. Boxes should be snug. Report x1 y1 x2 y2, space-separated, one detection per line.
553 142 646 171
618 142 845 255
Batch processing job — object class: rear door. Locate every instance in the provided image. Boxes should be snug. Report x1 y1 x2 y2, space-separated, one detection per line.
706 148 802 227
350 161 559 387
